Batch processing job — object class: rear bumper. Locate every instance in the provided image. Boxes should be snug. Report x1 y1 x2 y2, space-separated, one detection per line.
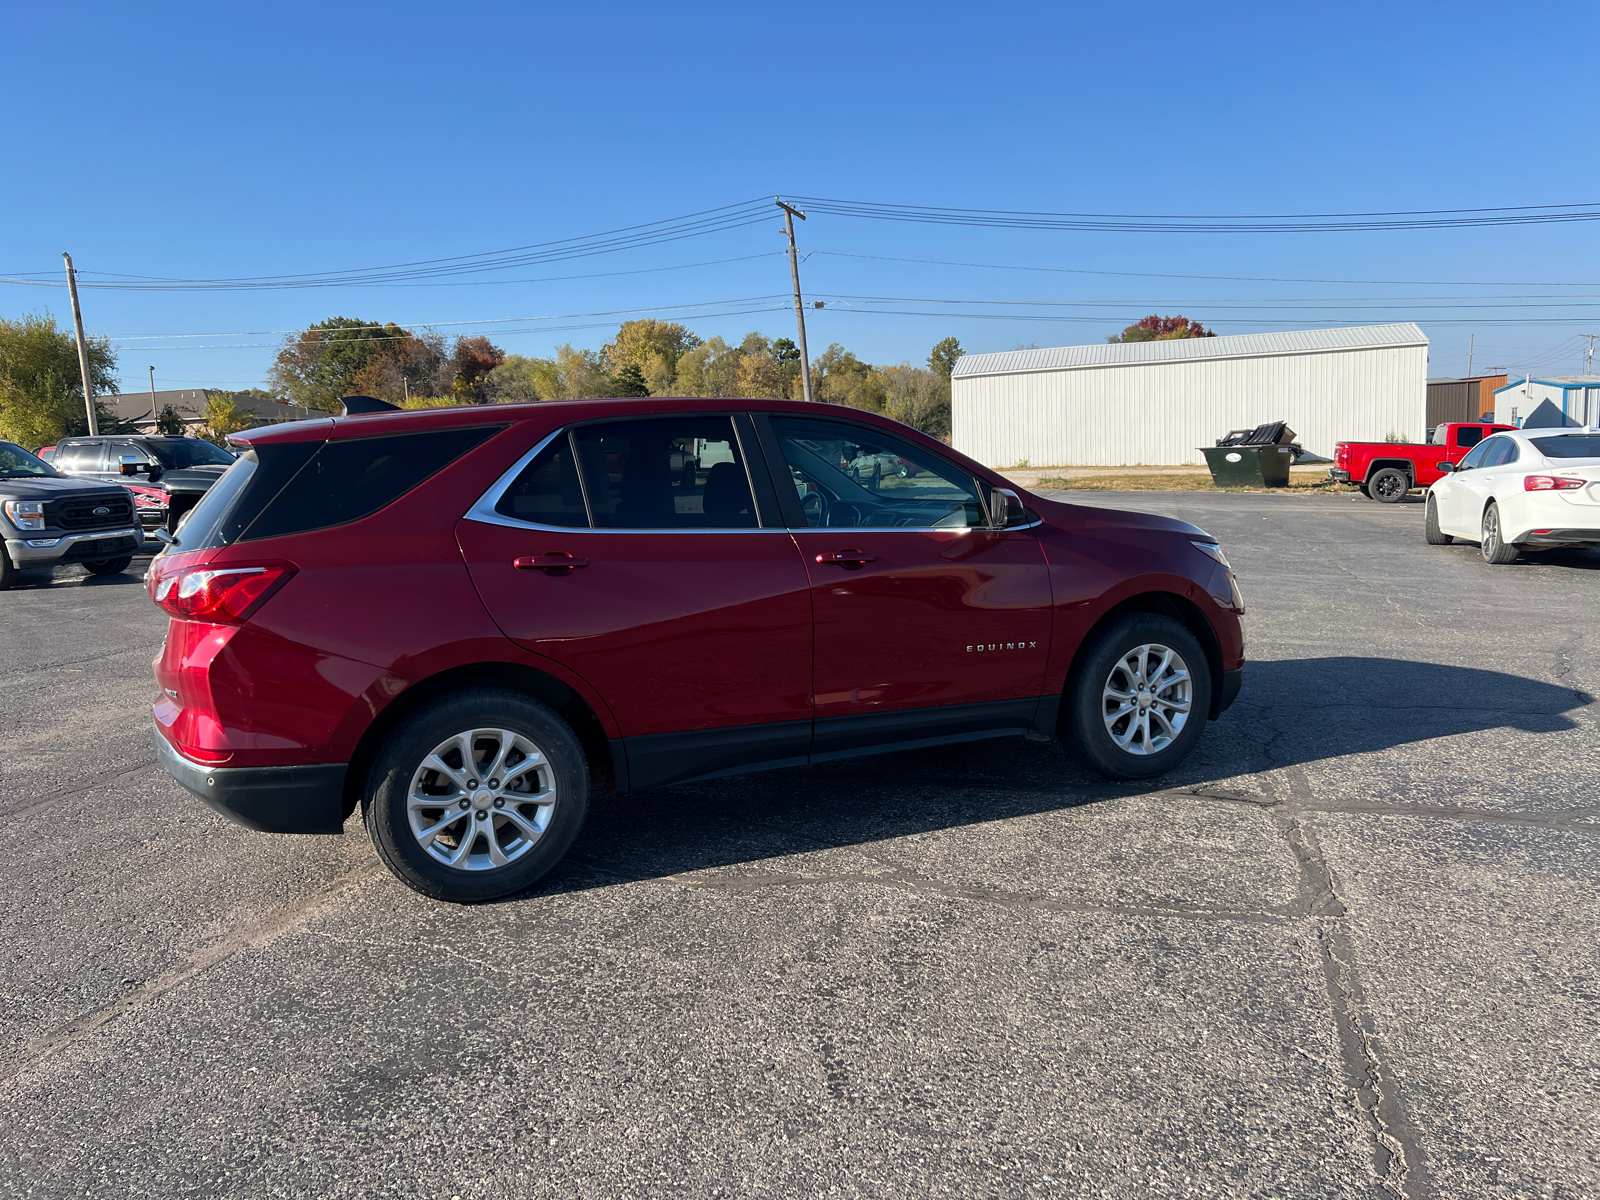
1520 528 1600 545
1328 469 1352 484
5 527 143 565
154 726 348 835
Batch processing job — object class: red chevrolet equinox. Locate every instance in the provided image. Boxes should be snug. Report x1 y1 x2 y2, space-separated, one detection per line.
148 397 1244 902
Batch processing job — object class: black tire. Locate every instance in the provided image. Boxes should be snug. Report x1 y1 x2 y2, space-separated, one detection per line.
1063 613 1213 780
82 556 133 576
362 689 590 902
1368 468 1411 504
1424 494 1452 545
0 549 15 591
1480 502 1519 565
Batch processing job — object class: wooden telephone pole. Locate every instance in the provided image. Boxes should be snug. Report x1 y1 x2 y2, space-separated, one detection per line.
776 199 815 403
62 253 99 436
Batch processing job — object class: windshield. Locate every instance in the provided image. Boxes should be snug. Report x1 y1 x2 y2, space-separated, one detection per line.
1531 435 1600 459
152 439 237 469
0 441 61 479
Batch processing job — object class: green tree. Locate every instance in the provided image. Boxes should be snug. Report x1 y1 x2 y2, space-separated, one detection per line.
611 363 651 397
603 320 701 395
927 336 963 378
483 355 545 404
1107 315 1216 343
155 404 186 434
0 311 119 448
270 317 448 411
195 392 254 446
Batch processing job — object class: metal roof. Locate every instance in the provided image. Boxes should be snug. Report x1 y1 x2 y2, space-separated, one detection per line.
951 323 1428 379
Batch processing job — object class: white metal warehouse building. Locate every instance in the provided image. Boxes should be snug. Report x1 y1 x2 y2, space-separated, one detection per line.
951 323 1428 467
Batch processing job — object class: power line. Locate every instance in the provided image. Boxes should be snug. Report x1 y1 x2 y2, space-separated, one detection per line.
812 250 1600 288
786 195 1600 233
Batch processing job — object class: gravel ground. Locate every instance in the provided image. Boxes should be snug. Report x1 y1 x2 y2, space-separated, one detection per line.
0 494 1595 1199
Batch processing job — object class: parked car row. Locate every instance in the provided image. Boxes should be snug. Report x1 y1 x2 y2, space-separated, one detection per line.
2 434 234 587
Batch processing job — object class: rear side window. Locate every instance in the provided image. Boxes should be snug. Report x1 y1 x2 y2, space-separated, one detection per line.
573 416 757 529
494 435 589 527
240 426 501 542
1455 426 1484 448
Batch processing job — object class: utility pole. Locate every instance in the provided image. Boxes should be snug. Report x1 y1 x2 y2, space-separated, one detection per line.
776 198 815 403
148 366 158 424
1584 333 1596 377
62 253 99 436
1467 333 1474 378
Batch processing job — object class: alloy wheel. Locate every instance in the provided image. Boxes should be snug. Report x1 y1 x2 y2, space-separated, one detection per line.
406 727 555 871
1102 643 1192 755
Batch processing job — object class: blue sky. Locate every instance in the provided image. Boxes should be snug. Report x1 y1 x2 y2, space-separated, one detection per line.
3 1 1598 394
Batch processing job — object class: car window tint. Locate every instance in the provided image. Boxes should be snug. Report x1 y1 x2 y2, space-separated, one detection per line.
54 442 104 472
109 440 154 466
494 435 589 527
1531 435 1600 458
572 416 756 529
768 416 986 530
1456 439 1494 470
158 439 237 468
1478 438 1513 468
1499 440 1520 464
1456 426 1484 448
240 426 501 542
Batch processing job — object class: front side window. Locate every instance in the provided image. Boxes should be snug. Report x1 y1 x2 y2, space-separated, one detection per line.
769 416 986 530
574 416 757 530
155 439 236 469
1456 438 1495 470
109 440 155 468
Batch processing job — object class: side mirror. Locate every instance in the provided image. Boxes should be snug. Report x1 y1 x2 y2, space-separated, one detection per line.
989 487 1027 528
119 455 147 476
1436 461 1456 473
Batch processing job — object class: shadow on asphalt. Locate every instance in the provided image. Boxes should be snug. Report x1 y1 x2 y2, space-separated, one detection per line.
529 656 1591 898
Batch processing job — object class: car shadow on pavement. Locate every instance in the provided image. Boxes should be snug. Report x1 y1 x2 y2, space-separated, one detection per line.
528 656 1591 899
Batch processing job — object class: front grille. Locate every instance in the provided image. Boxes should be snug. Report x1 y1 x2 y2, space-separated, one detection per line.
48 494 135 531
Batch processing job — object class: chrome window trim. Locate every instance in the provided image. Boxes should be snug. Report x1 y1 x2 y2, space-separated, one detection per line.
463 425 786 535
464 423 1046 535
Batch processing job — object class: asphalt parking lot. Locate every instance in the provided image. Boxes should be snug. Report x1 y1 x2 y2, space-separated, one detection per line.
1 495 1596 1200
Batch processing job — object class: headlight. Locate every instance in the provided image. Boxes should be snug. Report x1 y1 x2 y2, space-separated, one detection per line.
1191 540 1230 568
3 500 46 531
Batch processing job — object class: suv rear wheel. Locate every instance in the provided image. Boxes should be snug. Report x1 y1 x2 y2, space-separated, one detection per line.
1063 614 1212 780
363 689 590 902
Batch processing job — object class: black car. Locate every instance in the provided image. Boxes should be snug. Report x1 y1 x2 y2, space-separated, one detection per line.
51 435 235 532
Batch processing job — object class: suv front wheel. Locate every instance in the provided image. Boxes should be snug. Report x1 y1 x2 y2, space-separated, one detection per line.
1063 614 1212 779
363 689 590 902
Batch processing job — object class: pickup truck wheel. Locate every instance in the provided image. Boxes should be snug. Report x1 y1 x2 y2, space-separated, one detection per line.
82 556 133 575
1480 502 1519 564
362 689 590 902
1424 494 1453 545
1368 468 1411 503
0 549 15 590
1064 614 1212 780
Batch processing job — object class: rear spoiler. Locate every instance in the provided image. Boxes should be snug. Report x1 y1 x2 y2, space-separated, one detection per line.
339 395 400 416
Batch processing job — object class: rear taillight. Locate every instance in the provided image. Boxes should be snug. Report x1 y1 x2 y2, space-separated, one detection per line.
152 563 294 623
1524 475 1585 492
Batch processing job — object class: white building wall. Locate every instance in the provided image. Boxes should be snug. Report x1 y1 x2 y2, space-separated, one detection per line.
953 344 1428 467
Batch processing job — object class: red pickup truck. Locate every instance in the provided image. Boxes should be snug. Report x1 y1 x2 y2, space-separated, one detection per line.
1331 421 1516 503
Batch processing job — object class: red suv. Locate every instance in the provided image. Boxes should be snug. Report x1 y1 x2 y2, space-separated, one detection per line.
148 398 1244 901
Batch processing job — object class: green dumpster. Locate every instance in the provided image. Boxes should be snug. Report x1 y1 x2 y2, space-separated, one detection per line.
1201 444 1294 488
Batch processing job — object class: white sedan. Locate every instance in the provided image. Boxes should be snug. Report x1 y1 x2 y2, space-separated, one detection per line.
1426 428 1600 563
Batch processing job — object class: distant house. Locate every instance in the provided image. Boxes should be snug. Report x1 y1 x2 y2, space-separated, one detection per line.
1491 376 1600 428
102 389 304 433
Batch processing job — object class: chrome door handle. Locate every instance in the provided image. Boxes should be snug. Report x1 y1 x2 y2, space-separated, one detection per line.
514 553 589 574
815 549 875 566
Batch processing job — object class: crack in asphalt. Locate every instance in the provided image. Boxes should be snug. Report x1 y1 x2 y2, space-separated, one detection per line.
0 758 157 821
0 866 381 1088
